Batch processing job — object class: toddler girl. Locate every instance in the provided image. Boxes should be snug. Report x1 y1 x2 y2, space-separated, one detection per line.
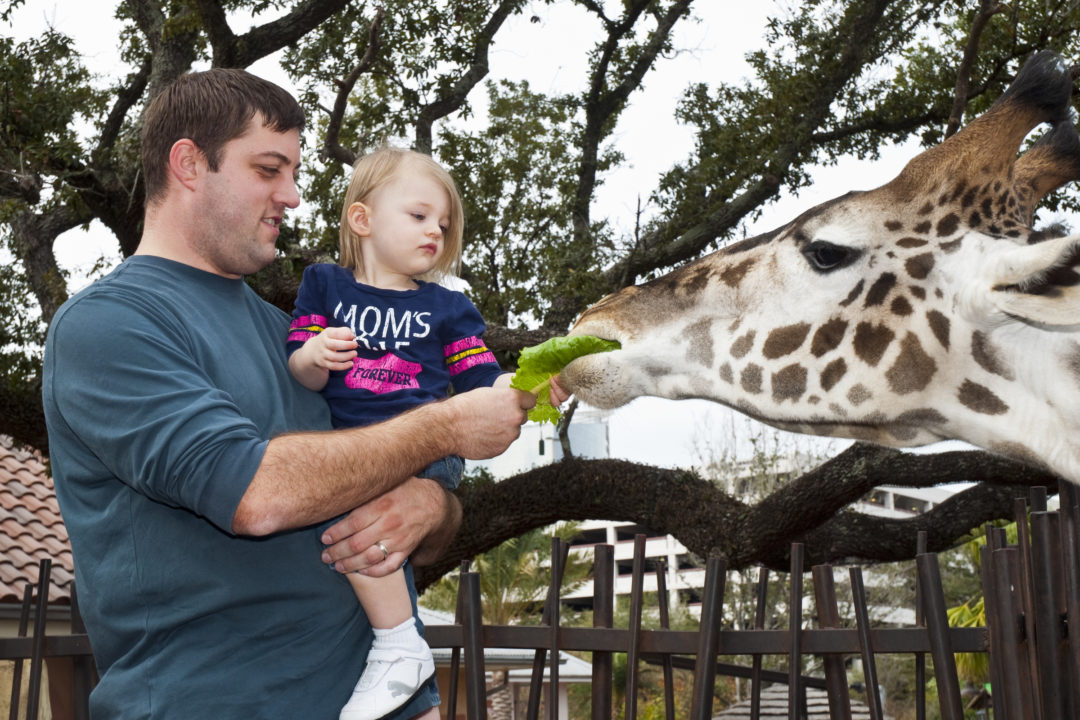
288 146 510 720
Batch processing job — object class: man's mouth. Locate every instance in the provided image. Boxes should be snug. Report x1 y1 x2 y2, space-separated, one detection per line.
262 217 281 228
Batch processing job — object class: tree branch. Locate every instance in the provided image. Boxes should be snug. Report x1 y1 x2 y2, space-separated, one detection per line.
543 0 693 330
195 0 353 69
413 0 520 154
414 448 1060 590
945 0 1004 138
9 204 92 324
322 7 386 167
481 324 558 353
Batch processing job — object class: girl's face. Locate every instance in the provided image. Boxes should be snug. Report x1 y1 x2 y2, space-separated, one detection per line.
348 169 451 289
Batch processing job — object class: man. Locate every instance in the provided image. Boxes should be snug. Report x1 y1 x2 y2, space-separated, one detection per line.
42 68 540 719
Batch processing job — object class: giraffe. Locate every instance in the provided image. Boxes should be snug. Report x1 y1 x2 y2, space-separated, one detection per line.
559 50 1080 484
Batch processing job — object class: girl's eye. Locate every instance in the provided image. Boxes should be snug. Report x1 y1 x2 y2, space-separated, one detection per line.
411 212 425 221
439 225 449 235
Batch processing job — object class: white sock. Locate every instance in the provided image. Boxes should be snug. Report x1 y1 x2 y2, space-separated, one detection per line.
371 617 426 653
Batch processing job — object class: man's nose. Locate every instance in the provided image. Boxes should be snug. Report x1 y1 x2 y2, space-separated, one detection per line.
277 176 301 208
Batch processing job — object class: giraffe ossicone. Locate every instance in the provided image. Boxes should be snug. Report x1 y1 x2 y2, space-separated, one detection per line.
561 50 1080 484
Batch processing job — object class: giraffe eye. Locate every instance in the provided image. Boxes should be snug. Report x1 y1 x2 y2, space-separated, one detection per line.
803 241 857 273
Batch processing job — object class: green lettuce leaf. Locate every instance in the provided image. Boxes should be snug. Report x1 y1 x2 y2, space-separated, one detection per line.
510 335 621 424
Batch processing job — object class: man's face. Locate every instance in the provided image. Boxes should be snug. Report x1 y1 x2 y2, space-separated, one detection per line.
192 117 301 278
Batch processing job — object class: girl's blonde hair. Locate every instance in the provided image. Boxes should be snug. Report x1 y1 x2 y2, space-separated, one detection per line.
339 146 464 280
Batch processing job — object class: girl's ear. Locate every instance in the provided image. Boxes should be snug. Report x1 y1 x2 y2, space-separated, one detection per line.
346 202 372 236
169 139 203 192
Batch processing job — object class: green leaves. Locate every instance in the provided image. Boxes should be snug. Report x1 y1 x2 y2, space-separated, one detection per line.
510 335 620 424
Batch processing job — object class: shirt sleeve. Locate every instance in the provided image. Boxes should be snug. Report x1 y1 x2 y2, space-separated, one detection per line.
287 264 330 355
441 291 505 393
44 292 267 533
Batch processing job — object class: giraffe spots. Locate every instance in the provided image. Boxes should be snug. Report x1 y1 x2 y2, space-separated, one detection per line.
894 408 947 426
840 279 865 308
969 211 982 227
763 323 811 359
914 220 932 234
910 286 926 300
891 296 913 316
678 265 714 298
853 321 895 366
958 380 1009 415
971 331 1014 381
905 253 934 280
721 258 756 287
888 425 920 442
884 220 903 231
864 273 897 307
939 239 961 254
740 364 763 394
811 318 848 357
683 318 715 368
885 333 937 395
820 358 847 391
730 331 756 359
960 186 977 209
847 384 872 406
926 310 950 349
918 202 934 216
897 237 928 249
949 180 968 202
828 402 849 418
1064 343 1080 387
719 363 733 384
772 364 808 402
936 213 960 237
1026 229 1051 245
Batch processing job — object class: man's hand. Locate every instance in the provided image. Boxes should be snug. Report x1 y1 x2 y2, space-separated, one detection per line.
320 476 460 576
446 386 535 459
548 375 570 406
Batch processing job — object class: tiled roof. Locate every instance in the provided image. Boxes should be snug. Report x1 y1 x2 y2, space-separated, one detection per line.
0 436 73 605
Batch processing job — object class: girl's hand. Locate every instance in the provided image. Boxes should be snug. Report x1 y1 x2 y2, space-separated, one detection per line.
309 326 358 371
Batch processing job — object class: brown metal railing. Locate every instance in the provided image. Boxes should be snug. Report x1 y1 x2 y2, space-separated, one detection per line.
1 559 94 720
4 481 1079 719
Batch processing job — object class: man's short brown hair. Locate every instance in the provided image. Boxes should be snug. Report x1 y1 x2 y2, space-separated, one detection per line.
140 68 305 205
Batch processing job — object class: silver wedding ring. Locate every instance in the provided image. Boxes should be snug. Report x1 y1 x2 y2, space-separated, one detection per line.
376 541 390 561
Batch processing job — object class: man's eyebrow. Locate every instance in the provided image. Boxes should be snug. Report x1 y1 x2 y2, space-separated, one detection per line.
252 151 300 170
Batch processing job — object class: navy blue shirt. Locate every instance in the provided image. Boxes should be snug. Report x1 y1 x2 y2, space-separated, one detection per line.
41 256 425 719
288 263 503 429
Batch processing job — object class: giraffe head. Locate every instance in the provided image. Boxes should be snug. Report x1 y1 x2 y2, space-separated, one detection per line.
562 51 1080 482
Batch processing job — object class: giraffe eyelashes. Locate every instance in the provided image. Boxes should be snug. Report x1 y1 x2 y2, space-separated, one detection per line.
802 241 861 273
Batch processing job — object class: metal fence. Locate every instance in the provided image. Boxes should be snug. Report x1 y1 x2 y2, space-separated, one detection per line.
3 481 1078 719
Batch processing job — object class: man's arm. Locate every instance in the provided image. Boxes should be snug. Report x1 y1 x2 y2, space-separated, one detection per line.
232 385 533 536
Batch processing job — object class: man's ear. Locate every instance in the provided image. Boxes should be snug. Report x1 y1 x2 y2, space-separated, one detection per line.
987 234 1080 326
168 139 203 192
346 202 372 236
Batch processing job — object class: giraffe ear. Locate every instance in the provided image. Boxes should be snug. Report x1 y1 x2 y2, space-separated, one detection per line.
987 234 1080 326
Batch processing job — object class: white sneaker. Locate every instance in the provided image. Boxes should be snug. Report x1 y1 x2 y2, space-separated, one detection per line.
339 645 436 720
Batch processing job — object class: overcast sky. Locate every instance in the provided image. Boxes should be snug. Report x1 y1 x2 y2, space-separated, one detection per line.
7 1 1074 469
